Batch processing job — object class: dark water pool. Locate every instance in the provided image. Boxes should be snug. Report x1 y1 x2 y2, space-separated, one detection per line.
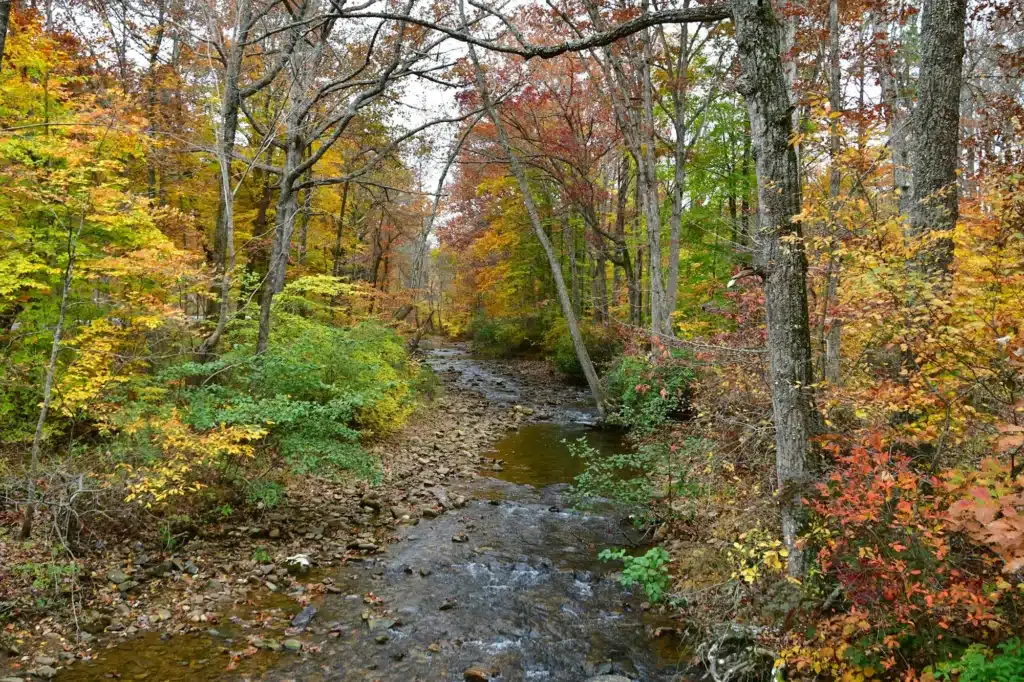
487 423 629 488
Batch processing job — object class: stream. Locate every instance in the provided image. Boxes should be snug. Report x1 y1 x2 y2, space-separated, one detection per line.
59 347 688 682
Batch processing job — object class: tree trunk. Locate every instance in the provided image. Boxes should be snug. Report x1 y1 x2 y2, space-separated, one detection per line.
145 0 166 202
877 10 912 214
639 30 669 337
256 137 302 354
199 0 251 356
332 181 350 276
732 0 818 576
464 14 606 417
822 0 842 385
0 0 12 68
21 213 85 540
908 0 967 275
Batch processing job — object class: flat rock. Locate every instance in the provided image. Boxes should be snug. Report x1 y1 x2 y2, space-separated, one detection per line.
291 604 317 628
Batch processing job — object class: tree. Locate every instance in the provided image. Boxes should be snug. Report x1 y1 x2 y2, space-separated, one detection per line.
731 0 817 573
461 1 607 417
908 0 969 275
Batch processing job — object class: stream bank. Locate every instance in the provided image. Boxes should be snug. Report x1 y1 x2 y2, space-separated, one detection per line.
10 344 690 682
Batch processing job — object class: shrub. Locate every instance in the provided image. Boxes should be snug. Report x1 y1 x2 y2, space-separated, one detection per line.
105 313 414 506
782 434 1023 680
599 546 672 603
568 436 663 508
604 353 694 435
544 319 621 379
933 639 1024 682
469 311 550 357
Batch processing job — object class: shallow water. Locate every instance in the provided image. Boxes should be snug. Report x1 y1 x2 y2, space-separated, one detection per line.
487 422 629 488
57 351 689 682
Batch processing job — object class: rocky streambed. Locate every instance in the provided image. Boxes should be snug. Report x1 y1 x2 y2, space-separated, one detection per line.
40 345 689 682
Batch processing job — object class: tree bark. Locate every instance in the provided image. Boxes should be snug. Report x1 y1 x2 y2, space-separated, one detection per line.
822 0 842 385
732 0 818 575
199 0 252 356
332 180 350 276
464 8 606 417
0 0 12 68
907 0 967 275
257 136 302 354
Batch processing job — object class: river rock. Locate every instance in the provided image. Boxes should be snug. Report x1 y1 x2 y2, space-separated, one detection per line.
81 612 111 634
291 605 317 628
30 666 56 680
585 677 632 682
285 553 312 576
451 532 469 543
463 666 491 681
283 639 302 652
106 569 128 585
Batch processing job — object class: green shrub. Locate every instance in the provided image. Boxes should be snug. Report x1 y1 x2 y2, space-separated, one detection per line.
934 639 1024 682
604 354 694 435
469 311 550 357
545 319 621 379
598 546 672 603
567 436 662 507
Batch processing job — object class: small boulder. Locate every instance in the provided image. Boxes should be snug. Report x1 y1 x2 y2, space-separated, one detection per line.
463 666 491 681
291 605 317 628
106 569 129 585
285 554 312 577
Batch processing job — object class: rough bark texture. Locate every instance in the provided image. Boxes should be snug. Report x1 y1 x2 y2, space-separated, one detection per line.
908 0 967 275
732 0 817 575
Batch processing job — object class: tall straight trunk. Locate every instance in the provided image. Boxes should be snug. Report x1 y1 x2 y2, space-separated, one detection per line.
740 129 752 243
567 221 580 317
145 1 166 202
463 10 605 417
822 0 842 384
593 251 608 325
21 212 85 539
257 137 302 354
733 0 818 575
664 18 692 339
332 181 350 276
908 0 967 275
877 10 912 214
639 30 669 337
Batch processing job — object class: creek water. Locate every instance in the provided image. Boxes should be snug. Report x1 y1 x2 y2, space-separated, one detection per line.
58 349 689 682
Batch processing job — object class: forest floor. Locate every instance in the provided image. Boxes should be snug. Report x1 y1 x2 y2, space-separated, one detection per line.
2 344 683 682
